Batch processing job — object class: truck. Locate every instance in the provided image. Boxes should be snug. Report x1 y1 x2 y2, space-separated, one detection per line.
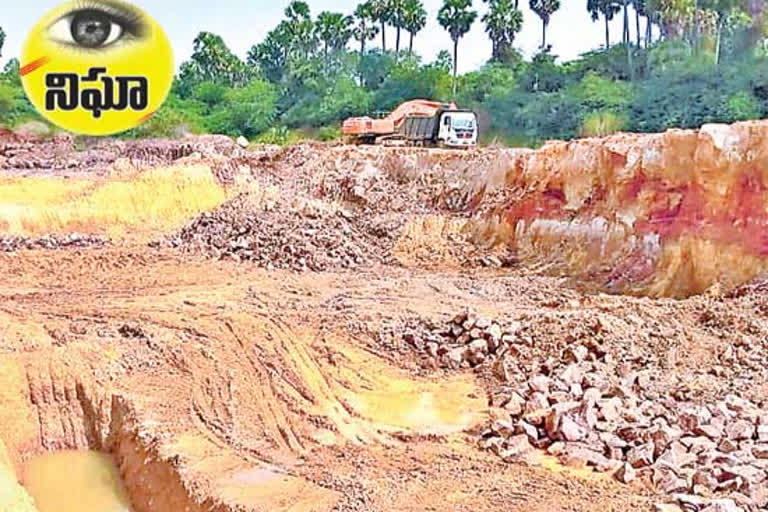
342 99 478 149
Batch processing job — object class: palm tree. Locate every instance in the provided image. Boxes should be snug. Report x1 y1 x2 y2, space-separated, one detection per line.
633 0 643 46
353 1 380 54
315 12 354 61
529 0 560 49
483 0 524 62
438 0 478 95
370 0 390 50
388 0 407 52
402 0 427 53
284 1 316 58
587 0 621 48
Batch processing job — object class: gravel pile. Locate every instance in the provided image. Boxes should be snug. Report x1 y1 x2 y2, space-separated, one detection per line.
158 194 396 271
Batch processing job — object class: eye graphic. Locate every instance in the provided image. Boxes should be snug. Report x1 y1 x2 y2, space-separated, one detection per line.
48 1 146 50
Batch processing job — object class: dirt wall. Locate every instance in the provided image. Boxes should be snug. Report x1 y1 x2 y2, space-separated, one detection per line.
489 121 768 297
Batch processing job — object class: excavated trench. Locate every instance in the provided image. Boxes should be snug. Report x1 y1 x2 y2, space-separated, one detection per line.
0 373 208 512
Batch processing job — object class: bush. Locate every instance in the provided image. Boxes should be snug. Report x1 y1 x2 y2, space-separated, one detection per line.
316 125 341 141
727 91 759 121
206 80 278 137
581 110 628 137
253 126 304 146
125 106 204 138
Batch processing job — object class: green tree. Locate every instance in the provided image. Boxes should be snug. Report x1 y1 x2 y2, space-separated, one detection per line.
647 0 695 39
249 23 291 83
635 0 655 46
353 2 380 54
402 0 428 53
700 0 741 64
0 26 5 61
2 59 20 86
315 12 354 61
588 0 621 48
178 32 252 95
529 0 561 49
207 80 278 138
370 0 391 51
483 0 524 62
284 1 317 58
438 0 478 94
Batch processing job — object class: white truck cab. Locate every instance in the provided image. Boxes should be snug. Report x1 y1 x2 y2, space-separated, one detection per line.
438 111 478 148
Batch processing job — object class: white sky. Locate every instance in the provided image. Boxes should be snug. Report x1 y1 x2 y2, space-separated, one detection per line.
1 0 649 72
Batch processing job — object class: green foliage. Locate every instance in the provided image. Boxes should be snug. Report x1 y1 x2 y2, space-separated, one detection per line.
283 76 372 127
458 61 522 104
11 0 757 147
317 124 342 141
254 126 305 145
0 83 15 121
571 72 633 111
629 59 756 131
373 58 452 110
125 105 204 139
581 110 628 136
727 91 759 120
177 32 254 96
483 0 524 63
207 80 278 137
0 78 39 127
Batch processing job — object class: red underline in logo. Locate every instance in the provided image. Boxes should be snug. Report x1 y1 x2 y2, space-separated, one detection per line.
20 57 51 76
138 111 156 124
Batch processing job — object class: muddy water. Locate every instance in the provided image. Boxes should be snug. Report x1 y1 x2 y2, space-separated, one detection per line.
23 451 132 512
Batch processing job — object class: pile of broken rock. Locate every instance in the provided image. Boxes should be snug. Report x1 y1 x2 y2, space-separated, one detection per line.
480 354 767 511
403 310 519 368
404 310 767 511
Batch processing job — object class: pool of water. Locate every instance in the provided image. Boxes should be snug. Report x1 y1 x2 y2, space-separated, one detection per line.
23 450 132 512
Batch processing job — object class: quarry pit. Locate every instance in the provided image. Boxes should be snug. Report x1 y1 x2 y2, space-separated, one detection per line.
1 123 767 511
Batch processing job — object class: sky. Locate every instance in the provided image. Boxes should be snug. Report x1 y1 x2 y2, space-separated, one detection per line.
0 0 651 73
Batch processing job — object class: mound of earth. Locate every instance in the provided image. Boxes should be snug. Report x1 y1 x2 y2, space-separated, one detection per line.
158 193 399 271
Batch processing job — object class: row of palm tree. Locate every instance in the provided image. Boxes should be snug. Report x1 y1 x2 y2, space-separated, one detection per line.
353 0 429 54
286 0 750 88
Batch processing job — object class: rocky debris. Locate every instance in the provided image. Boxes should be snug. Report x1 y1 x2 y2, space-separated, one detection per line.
254 144 521 217
397 309 768 510
157 193 395 272
0 133 245 181
0 233 108 252
401 310 522 369
479 355 768 510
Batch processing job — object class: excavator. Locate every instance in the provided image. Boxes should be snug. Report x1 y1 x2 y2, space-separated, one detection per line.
342 99 478 149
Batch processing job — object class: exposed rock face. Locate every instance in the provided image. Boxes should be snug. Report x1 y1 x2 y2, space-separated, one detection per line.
492 121 768 298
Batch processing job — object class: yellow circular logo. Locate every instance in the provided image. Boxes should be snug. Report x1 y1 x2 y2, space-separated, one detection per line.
20 0 174 136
